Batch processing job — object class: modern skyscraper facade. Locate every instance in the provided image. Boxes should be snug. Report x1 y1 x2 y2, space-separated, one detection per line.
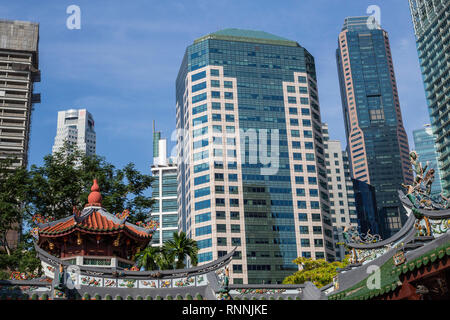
150 126 178 246
408 0 449 197
52 109 96 156
413 124 443 197
336 17 414 238
352 178 382 236
176 28 335 284
0 19 40 169
322 123 358 261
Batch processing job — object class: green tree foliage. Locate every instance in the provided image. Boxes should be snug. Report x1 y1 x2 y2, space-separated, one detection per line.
27 142 155 223
0 158 29 256
155 246 176 270
135 246 161 271
0 234 41 279
163 231 198 269
282 256 349 288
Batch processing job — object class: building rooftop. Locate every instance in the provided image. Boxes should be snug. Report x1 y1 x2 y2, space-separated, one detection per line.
0 19 39 52
194 28 300 47
342 16 381 32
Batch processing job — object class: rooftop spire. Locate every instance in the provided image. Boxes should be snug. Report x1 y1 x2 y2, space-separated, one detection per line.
87 179 102 207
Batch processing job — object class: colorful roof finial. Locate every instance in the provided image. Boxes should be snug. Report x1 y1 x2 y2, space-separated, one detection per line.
87 179 102 207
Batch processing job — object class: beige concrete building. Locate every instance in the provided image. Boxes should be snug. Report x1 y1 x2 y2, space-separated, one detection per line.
322 123 358 260
0 19 40 169
0 20 40 251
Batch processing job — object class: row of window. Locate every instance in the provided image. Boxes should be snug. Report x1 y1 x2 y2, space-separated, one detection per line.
195 224 241 236
286 85 308 94
287 96 310 105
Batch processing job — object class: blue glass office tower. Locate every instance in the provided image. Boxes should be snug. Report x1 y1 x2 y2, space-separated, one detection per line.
352 178 382 236
336 17 414 239
176 29 334 284
408 0 449 197
413 124 443 197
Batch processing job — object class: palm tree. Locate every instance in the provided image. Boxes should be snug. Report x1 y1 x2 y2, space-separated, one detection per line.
134 246 160 271
155 246 175 270
163 232 198 270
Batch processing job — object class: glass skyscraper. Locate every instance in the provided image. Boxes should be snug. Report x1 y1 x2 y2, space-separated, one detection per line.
176 29 335 284
336 17 414 238
352 178 382 236
413 124 443 197
408 0 449 197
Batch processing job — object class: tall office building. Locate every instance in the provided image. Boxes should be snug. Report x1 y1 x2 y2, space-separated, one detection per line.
322 123 358 261
150 124 178 246
176 28 335 284
408 0 449 196
0 20 40 251
413 124 443 197
0 20 40 168
52 109 96 156
336 17 414 238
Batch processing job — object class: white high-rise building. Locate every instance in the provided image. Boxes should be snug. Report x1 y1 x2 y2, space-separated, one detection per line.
52 109 96 156
150 123 178 246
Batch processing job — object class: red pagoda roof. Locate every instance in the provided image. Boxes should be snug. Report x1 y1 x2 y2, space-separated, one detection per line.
36 180 153 240
38 209 151 239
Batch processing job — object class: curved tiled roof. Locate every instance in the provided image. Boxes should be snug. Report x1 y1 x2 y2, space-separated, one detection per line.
38 208 151 239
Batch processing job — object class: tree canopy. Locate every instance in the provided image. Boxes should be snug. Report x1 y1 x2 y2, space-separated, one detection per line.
135 232 198 271
0 158 29 256
282 256 349 288
26 142 155 223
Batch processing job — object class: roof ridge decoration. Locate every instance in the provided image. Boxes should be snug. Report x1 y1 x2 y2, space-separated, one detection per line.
86 179 102 207
35 180 156 239
327 151 450 300
340 151 450 265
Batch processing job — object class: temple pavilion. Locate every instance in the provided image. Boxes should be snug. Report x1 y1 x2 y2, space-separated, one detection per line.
35 180 152 269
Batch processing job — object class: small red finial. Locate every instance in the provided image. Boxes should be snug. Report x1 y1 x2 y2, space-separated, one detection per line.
87 179 102 206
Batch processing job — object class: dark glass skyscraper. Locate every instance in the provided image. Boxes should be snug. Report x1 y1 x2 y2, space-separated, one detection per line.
176 29 334 284
408 0 449 197
336 17 414 238
352 178 382 236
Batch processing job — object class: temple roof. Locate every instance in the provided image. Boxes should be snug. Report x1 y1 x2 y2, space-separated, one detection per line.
327 189 450 300
36 180 153 240
38 208 151 239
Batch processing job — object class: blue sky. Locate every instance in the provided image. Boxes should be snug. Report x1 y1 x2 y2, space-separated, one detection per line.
3 0 428 174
